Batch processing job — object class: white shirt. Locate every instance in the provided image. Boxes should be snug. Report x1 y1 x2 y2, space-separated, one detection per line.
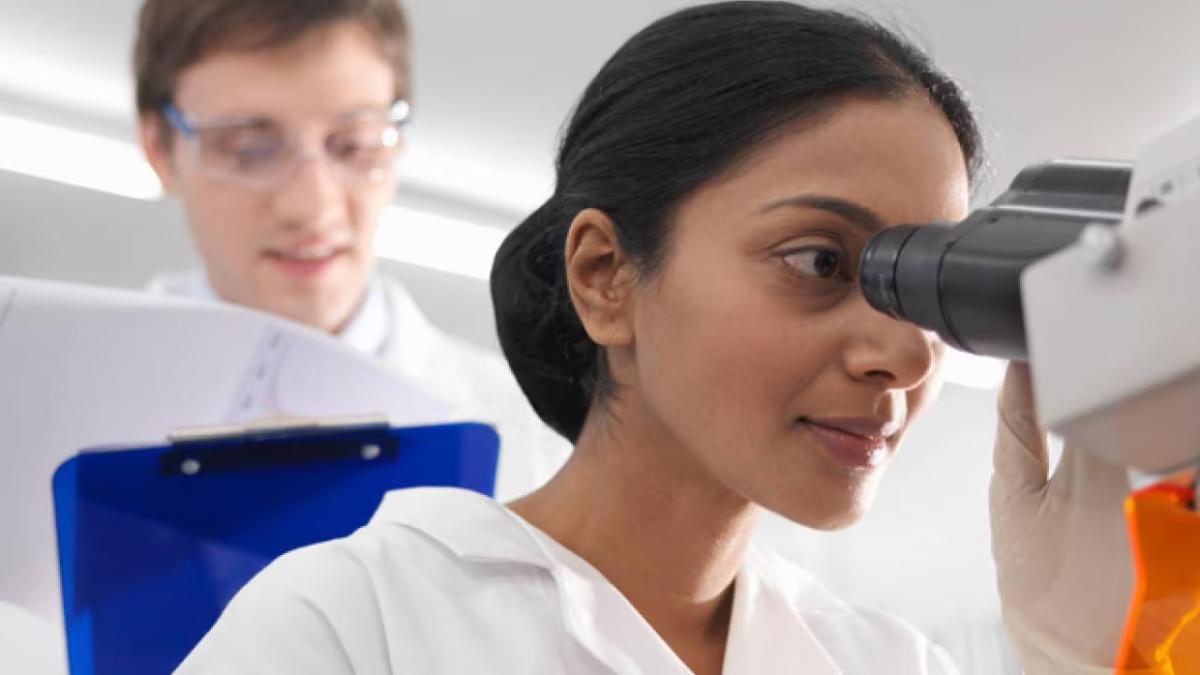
148 271 571 500
176 487 957 674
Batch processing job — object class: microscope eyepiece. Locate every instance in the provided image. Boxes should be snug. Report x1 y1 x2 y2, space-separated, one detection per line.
859 225 918 321
857 161 1131 360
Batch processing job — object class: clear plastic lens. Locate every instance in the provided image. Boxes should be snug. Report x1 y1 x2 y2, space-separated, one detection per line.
325 120 400 170
200 126 287 176
188 114 403 189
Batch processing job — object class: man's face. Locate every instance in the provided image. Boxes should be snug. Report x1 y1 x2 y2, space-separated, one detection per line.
142 20 399 333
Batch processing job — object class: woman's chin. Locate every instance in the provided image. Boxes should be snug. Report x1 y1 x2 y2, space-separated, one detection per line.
802 507 869 531
764 480 881 531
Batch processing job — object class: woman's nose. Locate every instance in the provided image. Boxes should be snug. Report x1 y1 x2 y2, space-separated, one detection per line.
841 296 939 390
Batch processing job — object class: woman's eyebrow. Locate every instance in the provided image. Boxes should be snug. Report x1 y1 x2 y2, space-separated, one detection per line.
758 194 885 233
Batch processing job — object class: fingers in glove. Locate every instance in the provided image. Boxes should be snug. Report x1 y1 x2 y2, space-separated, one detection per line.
994 363 1052 501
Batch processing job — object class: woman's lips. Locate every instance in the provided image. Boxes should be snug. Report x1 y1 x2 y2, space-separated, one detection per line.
798 418 896 469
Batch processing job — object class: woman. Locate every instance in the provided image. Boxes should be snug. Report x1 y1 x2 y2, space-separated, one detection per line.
178 3 1058 673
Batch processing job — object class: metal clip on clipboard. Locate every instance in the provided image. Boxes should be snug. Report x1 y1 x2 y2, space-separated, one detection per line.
164 414 394 476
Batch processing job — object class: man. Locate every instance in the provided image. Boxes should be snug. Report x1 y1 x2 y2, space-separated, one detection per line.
135 0 567 499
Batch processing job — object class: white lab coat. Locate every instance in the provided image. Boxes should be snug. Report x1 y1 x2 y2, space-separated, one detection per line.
176 487 957 674
149 272 571 501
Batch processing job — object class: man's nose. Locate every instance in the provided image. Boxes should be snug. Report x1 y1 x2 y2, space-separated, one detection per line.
270 152 347 232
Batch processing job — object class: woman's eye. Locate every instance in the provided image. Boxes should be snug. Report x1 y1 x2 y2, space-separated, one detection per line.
782 247 845 280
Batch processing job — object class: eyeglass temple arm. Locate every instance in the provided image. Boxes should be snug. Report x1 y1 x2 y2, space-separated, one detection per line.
161 103 197 139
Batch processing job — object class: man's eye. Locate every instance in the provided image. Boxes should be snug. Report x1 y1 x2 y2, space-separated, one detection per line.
782 248 844 280
230 144 279 168
327 134 369 161
205 128 283 166
327 125 394 164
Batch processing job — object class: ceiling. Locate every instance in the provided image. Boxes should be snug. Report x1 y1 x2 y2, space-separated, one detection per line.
2 0 1199 219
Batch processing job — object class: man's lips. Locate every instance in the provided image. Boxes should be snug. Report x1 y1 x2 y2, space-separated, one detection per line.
261 243 351 278
262 242 351 262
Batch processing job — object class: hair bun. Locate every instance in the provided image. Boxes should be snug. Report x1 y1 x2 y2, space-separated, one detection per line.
491 199 595 442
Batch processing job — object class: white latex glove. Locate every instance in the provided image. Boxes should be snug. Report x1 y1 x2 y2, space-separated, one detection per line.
990 363 1157 674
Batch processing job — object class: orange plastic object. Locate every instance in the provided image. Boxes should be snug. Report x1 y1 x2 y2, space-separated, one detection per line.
1116 476 1200 673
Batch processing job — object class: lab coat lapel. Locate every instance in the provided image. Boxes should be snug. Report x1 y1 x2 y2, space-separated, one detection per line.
548 564 653 675
502 512 683 675
722 551 843 675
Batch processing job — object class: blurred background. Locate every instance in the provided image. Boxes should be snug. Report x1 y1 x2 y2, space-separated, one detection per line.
3 0 1200 672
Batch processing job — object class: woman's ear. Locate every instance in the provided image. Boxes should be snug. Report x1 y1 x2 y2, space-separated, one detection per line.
564 208 637 348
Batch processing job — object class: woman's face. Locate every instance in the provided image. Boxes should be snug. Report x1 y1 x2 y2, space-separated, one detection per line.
627 95 970 529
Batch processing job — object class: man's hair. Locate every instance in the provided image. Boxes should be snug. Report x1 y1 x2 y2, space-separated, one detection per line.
134 0 410 117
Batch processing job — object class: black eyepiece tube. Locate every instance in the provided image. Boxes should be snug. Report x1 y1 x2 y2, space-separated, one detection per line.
857 160 1131 360
859 226 919 321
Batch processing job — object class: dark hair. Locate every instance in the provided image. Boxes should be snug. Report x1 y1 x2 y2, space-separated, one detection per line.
491 1 983 442
134 0 409 117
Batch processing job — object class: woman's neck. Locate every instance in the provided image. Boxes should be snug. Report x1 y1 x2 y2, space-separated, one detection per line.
508 407 760 675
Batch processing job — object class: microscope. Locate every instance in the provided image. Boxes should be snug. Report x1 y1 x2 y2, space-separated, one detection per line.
859 119 1200 670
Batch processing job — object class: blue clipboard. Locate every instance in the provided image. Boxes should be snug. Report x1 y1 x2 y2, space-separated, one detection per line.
52 419 499 675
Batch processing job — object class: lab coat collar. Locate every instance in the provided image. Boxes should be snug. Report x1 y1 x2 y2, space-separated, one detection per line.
373 488 844 675
371 488 648 673
370 487 551 567
375 276 440 382
373 488 651 673
336 279 390 357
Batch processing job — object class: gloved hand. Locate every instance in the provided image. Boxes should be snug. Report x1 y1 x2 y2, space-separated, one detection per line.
989 363 1153 674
